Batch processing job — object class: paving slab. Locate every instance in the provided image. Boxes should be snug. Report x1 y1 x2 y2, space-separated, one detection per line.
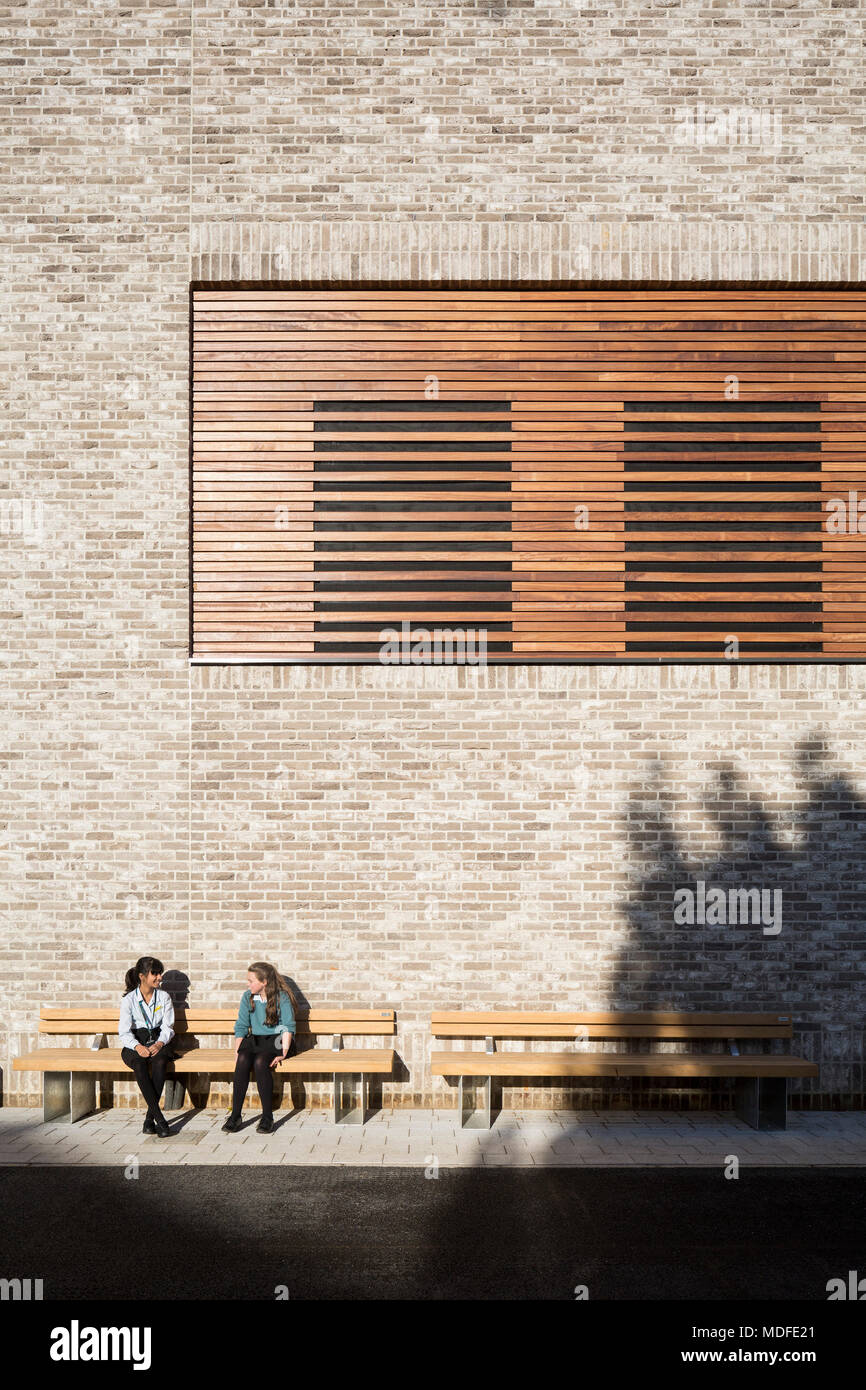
1 1107 865 1167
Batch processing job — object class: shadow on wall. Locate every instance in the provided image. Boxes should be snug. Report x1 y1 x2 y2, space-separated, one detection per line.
406 735 866 1298
424 734 866 1123
613 736 866 1062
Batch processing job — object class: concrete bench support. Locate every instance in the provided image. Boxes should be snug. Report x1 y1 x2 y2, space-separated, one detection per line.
162 1077 186 1110
333 1072 366 1124
43 1071 97 1124
458 1074 494 1129
736 1076 788 1131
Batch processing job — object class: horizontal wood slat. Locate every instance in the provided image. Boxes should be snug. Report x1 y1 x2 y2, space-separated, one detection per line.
429 1052 819 1078
38 1007 395 1035
13 1048 396 1075
431 1024 792 1040
430 1010 793 1027
191 290 866 661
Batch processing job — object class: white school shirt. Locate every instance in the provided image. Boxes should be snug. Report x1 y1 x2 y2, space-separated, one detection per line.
118 987 175 1050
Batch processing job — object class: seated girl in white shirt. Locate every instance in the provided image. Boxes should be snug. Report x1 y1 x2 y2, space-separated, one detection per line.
118 955 176 1137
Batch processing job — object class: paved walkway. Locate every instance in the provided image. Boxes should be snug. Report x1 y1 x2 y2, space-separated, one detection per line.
1 1105 864 1166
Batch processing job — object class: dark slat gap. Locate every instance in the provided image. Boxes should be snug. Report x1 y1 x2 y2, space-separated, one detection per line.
623 397 824 654
313 399 514 654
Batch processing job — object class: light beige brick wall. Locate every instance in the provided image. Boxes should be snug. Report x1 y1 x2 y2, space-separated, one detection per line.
2 2 865 1111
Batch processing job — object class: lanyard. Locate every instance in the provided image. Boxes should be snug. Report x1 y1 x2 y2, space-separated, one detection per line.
136 989 159 1031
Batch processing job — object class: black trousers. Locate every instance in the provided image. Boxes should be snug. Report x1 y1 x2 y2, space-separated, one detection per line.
230 1038 284 1120
230 1039 294 1123
121 1047 171 1117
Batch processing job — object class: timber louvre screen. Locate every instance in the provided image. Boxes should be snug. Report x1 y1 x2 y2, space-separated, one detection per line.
191 289 866 662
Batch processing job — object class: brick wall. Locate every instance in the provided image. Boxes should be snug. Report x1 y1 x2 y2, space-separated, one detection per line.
2 1 865 1110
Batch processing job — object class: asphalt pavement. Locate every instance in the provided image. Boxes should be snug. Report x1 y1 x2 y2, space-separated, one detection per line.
1 1165 863 1300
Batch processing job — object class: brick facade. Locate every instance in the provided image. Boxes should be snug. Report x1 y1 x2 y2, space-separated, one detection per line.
3 2 865 1109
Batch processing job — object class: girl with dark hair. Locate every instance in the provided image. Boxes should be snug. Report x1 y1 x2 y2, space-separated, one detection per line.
118 956 175 1138
222 962 297 1134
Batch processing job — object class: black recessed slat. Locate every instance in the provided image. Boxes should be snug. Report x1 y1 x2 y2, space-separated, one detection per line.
623 400 823 656
624 500 821 512
626 601 822 613
626 642 824 653
312 642 514 654
313 420 512 433
623 580 823 592
624 522 819 533
623 401 821 413
311 460 509 472
314 501 511 513
624 440 819 452
313 400 509 412
314 439 508 452
313 480 509 492
625 480 821 491
312 399 513 656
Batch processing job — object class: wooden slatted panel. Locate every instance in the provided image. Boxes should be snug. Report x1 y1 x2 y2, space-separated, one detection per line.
191 289 866 661
623 401 823 655
311 399 514 656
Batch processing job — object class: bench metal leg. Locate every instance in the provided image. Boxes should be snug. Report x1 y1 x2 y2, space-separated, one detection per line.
43 1072 96 1123
458 1075 492 1129
162 1078 185 1110
333 1073 366 1124
43 1072 71 1123
70 1072 96 1122
736 1077 788 1130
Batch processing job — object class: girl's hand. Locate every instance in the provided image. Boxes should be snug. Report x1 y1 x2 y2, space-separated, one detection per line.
135 1044 150 1058
148 1042 163 1056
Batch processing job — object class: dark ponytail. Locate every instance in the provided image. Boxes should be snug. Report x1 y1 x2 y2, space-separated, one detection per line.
123 956 164 996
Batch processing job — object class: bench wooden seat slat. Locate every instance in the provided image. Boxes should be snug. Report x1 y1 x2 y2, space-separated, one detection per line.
14 1048 394 1076
430 1050 818 1078
432 1023 792 1039
431 1011 793 1027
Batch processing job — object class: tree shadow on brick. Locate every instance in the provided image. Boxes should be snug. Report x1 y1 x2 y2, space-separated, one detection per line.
605 733 866 1111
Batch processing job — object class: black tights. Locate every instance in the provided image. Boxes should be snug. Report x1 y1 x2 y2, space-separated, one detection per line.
121 1047 171 1118
231 1048 274 1121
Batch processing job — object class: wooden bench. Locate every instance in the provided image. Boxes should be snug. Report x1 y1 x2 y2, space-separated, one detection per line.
13 1007 396 1125
431 1011 818 1130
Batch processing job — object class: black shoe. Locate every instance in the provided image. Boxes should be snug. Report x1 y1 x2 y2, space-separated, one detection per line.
222 1114 243 1133
154 1115 172 1138
142 1117 156 1135
256 1115 274 1134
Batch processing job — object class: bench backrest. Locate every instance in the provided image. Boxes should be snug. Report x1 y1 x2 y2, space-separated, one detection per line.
39 1007 395 1037
431 1011 793 1040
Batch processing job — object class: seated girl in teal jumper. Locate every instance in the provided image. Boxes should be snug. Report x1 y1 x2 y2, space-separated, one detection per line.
222 961 297 1134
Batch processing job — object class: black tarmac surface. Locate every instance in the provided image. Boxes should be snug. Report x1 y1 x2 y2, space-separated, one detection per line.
1 1165 864 1301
